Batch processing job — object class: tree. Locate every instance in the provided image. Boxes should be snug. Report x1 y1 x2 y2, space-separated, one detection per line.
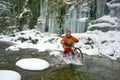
15 0 40 31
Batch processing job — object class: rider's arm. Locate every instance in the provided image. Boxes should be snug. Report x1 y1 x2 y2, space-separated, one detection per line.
60 36 66 44
71 36 79 42
61 36 71 46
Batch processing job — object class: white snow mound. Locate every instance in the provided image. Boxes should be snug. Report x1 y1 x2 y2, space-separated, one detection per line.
16 58 49 70
0 70 21 80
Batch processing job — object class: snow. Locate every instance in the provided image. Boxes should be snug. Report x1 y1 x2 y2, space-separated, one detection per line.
0 70 21 80
65 0 76 5
16 58 49 70
0 15 120 71
97 16 117 24
106 1 120 9
18 7 30 19
78 17 88 22
49 51 61 56
88 15 118 29
0 23 120 61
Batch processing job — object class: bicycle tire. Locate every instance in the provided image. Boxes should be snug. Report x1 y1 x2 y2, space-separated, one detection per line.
74 48 83 62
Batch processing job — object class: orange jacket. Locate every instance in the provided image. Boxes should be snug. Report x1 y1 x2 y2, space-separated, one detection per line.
61 35 79 49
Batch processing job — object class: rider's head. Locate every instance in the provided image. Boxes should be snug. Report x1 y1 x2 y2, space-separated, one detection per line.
66 29 71 38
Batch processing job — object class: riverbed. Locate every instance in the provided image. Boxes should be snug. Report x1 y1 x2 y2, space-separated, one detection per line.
0 41 120 80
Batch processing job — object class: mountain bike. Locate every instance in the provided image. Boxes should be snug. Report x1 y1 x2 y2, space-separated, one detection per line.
63 43 83 63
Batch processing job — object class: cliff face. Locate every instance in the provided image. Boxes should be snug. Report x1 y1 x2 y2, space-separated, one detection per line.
106 0 120 18
1 0 119 34
37 0 112 34
88 0 120 32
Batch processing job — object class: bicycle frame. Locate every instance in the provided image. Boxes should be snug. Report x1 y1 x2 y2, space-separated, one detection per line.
67 44 83 61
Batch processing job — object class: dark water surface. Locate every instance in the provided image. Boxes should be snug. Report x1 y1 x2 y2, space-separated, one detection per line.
0 41 120 80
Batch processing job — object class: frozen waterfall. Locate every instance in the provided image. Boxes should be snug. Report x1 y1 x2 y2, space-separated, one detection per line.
37 0 109 34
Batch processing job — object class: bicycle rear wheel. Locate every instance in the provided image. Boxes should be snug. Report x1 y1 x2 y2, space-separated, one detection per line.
74 48 83 62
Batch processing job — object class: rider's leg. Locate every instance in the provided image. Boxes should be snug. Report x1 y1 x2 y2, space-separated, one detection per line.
70 49 74 54
63 48 70 57
70 48 75 58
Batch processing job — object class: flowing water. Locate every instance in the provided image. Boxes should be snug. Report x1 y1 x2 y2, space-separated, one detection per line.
0 41 120 80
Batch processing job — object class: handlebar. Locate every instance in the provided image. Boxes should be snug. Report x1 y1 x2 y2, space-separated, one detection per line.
64 42 77 47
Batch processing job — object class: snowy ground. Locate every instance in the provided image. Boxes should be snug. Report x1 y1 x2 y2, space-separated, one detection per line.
0 27 120 60
0 15 120 66
0 15 120 79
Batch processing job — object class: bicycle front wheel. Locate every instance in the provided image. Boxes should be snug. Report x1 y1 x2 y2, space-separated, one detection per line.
74 48 83 62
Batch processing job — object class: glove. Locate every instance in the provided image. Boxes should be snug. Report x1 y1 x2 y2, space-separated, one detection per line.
64 42 69 46
69 42 74 47
64 42 72 47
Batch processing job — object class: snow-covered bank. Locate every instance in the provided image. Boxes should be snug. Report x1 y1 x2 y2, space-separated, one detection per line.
0 15 120 60
75 31 120 60
0 29 120 60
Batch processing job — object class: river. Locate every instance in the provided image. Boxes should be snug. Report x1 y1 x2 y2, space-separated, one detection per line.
0 41 120 80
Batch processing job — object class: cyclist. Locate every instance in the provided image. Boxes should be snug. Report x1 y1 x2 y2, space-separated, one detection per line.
60 29 79 57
